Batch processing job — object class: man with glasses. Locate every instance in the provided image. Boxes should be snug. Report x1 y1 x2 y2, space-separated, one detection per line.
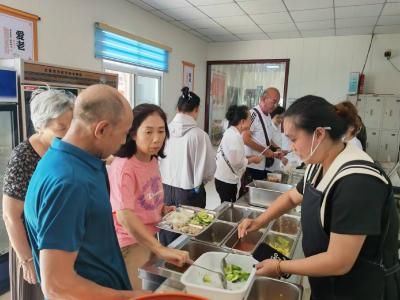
243 87 285 182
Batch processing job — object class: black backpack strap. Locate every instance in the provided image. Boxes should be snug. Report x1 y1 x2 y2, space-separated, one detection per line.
253 108 277 169
253 108 271 147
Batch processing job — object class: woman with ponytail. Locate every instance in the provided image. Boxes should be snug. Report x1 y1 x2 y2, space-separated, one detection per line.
215 105 262 203
239 95 400 300
159 87 216 245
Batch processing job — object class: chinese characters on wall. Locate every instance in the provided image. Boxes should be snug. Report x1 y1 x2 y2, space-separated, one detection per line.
0 5 39 61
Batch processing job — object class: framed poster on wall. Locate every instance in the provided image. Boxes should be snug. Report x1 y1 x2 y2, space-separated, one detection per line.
0 4 39 61
182 61 195 91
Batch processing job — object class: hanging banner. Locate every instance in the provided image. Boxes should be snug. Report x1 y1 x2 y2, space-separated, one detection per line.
0 5 39 61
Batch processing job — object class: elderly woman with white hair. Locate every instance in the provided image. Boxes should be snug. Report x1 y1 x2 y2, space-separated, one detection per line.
2 89 75 300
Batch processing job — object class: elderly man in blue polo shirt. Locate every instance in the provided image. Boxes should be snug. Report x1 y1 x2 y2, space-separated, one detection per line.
24 84 147 299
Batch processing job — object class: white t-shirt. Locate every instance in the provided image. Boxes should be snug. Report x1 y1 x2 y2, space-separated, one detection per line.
244 105 275 171
270 121 283 147
215 126 248 184
269 128 302 171
160 113 216 190
347 137 363 150
268 122 283 171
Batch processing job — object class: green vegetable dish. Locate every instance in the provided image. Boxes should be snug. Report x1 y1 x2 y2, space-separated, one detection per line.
202 274 212 283
223 264 250 283
189 211 214 226
201 264 250 285
265 235 293 257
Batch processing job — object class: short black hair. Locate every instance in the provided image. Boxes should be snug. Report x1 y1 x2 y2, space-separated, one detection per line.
225 105 249 127
114 104 169 158
284 95 348 141
270 106 285 119
177 87 200 113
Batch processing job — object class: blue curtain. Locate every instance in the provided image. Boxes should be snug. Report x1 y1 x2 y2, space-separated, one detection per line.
95 26 169 72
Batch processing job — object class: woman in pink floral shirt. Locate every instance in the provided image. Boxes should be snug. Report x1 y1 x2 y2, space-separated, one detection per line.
108 104 191 290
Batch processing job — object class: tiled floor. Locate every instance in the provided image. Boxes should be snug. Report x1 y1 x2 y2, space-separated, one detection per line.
0 291 9 300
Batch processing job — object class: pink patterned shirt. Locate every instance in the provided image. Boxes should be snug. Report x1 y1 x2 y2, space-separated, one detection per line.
108 156 163 248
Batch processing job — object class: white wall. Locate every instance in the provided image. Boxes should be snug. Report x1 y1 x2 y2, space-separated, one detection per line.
4 0 400 125
207 34 400 104
2 0 208 127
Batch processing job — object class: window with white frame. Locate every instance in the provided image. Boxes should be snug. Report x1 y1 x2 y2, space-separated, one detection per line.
95 23 170 107
103 60 162 107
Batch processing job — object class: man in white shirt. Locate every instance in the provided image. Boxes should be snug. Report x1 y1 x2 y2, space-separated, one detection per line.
243 87 285 181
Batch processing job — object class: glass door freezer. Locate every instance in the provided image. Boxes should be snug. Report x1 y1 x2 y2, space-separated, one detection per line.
0 68 20 294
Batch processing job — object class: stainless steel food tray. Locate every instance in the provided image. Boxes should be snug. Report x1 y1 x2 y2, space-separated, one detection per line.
216 205 251 223
195 221 236 247
247 277 303 300
270 215 301 236
263 232 298 258
191 204 301 259
221 227 268 255
156 205 217 237
246 180 293 208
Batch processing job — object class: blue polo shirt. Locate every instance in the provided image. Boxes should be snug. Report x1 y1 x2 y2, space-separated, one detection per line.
25 138 131 291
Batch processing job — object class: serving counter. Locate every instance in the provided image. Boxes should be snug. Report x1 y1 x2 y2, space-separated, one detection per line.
138 192 305 299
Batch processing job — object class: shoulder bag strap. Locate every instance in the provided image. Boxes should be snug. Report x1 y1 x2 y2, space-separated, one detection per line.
253 108 271 147
217 145 237 175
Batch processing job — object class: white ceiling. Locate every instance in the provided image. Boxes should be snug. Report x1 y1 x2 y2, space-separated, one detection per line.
127 0 400 42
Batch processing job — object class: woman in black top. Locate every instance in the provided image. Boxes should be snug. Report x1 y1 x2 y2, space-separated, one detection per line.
2 89 74 300
239 95 400 300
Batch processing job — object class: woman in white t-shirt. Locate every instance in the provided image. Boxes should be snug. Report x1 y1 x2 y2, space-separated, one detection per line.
215 105 262 203
269 106 287 171
159 87 216 246
270 106 285 147
270 106 302 171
